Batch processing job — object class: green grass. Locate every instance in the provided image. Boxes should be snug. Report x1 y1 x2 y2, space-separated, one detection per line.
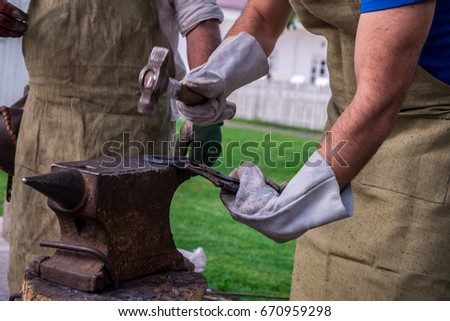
0 171 6 216
170 123 319 299
0 123 319 299
231 118 323 137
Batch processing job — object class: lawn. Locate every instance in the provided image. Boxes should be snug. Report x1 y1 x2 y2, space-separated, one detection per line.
0 121 319 300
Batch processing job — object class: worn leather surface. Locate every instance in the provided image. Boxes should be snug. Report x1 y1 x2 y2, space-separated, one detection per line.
0 106 22 176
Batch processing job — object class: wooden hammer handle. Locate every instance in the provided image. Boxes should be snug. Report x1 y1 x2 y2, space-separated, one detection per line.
178 85 208 106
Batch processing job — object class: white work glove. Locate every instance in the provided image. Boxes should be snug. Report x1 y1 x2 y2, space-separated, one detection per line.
176 98 236 126
220 152 354 243
177 32 269 126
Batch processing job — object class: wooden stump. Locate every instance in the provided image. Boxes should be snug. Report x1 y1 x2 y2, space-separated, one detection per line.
22 261 207 301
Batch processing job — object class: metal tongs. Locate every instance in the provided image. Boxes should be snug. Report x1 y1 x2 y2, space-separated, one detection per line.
184 160 240 193
144 155 287 194
144 155 240 193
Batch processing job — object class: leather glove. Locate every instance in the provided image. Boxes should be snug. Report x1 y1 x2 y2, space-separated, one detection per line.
0 0 28 37
177 32 269 126
176 120 223 167
220 151 354 243
176 97 236 127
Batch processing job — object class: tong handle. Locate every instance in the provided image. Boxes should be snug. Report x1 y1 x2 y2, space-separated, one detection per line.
185 162 240 193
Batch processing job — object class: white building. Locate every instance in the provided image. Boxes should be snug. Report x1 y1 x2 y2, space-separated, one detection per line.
185 0 330 86
215 0 330 130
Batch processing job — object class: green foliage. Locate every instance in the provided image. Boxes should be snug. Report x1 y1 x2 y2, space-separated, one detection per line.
287 12 298 30
0 172 6 216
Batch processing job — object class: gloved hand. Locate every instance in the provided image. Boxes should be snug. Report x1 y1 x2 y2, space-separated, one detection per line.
176 120 223 167
177 32 269 126
0 0 28 37
220 151 354 243
176 98 236 127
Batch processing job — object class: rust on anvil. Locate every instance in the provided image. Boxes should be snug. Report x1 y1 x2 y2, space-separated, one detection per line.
23 156 194 293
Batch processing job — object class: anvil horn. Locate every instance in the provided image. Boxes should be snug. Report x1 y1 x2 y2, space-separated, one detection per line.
22 169 86 210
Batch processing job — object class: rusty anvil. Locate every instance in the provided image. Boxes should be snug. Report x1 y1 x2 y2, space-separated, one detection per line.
22 156 239 293
138 46 207 115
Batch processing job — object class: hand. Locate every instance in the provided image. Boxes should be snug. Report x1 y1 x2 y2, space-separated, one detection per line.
179 32 268 125
0 0 28 37
220 152 354 243
176 97 236 126
182 32 269 99
176 120 223 167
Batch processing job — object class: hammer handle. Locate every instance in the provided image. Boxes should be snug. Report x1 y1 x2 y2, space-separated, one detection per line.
178 85 208 106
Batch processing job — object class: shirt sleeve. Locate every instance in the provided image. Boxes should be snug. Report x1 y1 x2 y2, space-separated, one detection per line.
361 0 424 13
173 0 224 36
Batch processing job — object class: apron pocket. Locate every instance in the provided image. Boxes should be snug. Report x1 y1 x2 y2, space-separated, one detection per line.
361 117 450 205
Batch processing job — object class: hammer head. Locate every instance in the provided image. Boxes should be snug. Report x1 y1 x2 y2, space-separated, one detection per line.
138 46 170 115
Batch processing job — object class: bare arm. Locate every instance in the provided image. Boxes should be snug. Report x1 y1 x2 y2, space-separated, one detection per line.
318 1 436 190
225 0 292 56
185 19 222 68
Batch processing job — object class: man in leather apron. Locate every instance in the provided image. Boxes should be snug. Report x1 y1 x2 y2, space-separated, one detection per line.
179 0 450 300
0 0 224 295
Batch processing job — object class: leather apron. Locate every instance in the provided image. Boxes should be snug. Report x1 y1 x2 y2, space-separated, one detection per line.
289 0 450 300
8 0 175 293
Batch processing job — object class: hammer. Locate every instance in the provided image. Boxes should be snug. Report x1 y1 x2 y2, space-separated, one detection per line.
138 46 208 115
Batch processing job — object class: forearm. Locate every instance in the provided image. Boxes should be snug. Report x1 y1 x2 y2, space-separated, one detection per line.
318 1 436 189
186 19 222 68
177 0 290 125
318 96 399 190
225 0 292 56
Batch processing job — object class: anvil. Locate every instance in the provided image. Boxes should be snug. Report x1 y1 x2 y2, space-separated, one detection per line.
22 156 233 293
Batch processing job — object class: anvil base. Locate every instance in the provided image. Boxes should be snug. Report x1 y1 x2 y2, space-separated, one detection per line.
22 259 207 301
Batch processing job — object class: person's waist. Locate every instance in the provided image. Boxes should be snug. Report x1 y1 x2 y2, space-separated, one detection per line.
28 73 140 103
28 81 142 115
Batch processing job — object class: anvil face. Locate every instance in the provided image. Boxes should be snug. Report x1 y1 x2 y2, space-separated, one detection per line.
25 156 193 293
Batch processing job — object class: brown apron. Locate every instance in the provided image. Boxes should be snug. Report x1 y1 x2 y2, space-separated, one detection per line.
8 0 175 294
289 0 450 300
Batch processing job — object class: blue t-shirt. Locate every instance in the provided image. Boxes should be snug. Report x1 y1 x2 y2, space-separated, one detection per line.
361 0 450 85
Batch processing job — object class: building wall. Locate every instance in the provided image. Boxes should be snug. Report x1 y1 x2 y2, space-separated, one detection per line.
214 8 330 131
180 8 329 85
216 8 329 85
